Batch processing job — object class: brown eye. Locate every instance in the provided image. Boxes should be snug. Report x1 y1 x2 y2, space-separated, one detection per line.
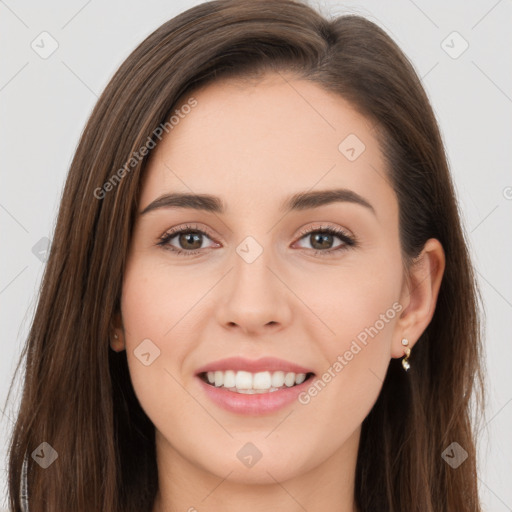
157 224 356 258
157 224 218 256
308 232 337 250
176 231 204 251
294 225 356 256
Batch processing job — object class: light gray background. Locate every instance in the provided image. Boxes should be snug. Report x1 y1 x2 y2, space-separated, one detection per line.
1 0 511 509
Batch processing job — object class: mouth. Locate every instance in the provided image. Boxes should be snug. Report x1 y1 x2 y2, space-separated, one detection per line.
198 370 316 394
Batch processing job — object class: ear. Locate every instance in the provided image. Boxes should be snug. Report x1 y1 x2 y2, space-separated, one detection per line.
110 311 126 352
392 238 445 358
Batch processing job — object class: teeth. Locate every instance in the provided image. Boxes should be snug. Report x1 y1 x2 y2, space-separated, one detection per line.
271 371 285 388
223 370 236 388
203 370 309 393
284 372 295 387
235 370 253 389
295 373 306 384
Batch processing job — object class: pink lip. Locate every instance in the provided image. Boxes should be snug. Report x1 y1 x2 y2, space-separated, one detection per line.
196 375 314 415
195 357 315 416
195 356 314 375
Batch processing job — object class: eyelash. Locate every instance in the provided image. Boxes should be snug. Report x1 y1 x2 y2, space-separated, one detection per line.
157 223 357 258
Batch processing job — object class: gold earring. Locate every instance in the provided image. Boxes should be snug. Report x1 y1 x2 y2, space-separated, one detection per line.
401 338 411 371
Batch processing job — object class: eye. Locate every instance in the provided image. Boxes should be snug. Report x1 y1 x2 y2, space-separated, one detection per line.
293 224 357 257
157 223 357 258
157 224 218 257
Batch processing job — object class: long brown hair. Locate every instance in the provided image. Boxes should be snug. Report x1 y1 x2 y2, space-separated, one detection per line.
6 0 485 510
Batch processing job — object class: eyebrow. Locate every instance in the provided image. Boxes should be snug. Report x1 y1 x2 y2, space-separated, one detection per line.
140 188 376 216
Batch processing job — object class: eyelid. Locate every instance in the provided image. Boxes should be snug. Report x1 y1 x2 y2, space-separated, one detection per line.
158 223 219 246
292 223 357 253
157 222 357 257
159 223 353 242
294 222 354 241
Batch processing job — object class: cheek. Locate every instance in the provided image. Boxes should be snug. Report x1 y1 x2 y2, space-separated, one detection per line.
121 255 209 343
300 250 402 362
328 273 400 361
119 258 197 418
294 252 402 421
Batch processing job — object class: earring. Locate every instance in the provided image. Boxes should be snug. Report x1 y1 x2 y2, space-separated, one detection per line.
114 333 119 339
401 338 411 371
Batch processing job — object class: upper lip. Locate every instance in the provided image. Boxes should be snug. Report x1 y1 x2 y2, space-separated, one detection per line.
195 357 315 375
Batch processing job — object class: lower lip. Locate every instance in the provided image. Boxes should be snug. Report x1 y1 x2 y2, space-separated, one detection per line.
196 376 313 415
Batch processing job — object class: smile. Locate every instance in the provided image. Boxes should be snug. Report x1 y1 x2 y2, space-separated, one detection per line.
199 370 315 394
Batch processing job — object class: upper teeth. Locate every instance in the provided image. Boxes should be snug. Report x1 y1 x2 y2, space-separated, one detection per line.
206 370 307 392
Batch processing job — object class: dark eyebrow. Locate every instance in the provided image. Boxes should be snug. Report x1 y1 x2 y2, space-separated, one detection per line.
284 188 375 215
140 188 375 216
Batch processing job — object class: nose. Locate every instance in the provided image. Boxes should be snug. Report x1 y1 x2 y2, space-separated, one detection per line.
215 243 292 336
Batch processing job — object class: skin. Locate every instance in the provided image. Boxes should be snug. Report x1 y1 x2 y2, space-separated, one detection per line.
111 72 445 512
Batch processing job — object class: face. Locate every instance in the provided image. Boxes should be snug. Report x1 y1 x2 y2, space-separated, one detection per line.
119 72 406 485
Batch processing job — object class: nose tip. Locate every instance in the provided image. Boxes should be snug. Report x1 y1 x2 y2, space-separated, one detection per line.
215 244 294 335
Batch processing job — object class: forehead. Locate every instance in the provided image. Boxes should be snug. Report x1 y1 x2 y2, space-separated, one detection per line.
140 73 395 221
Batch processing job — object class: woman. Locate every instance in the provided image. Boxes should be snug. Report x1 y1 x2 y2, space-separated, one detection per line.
6 0 484 510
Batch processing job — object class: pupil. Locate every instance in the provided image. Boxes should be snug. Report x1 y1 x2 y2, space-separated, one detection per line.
312 233 332 249
181 232 202 250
